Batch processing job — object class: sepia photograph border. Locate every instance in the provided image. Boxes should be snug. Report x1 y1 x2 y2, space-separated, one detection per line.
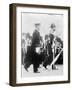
9 3 70 86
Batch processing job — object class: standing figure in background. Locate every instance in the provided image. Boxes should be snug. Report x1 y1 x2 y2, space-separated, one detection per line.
24 37 32 71
31 23 41 73
21 39 25 65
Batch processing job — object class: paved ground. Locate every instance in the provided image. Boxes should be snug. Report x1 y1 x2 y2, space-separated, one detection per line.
21 65 63 77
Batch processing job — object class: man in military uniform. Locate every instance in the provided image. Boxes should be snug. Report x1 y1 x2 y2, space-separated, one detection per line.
31 23 41 73
48 23 57 69
43 23 57 70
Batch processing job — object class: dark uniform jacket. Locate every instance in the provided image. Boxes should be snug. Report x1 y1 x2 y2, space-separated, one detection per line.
31 29 40 49
31 29 41 69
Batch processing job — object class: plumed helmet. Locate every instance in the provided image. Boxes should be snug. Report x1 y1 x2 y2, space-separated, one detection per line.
50 23 56 29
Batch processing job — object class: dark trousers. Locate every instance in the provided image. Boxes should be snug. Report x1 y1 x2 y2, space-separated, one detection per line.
33 64 39 72
43 52 53 68
32 51 40 72
24 61 31 69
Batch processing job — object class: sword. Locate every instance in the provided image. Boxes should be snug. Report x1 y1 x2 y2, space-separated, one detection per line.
50 49 63 66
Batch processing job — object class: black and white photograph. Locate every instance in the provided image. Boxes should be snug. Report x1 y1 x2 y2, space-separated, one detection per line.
9 4 70 86
21 13 63 77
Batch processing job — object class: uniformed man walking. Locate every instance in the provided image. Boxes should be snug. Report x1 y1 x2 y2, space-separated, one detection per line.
31 23 41 73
